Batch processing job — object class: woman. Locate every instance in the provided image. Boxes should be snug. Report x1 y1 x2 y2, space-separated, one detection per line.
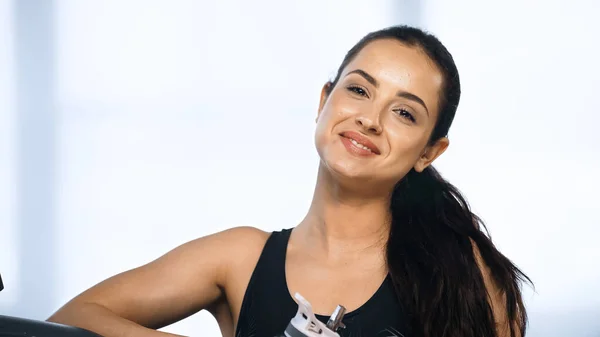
48 25 531 337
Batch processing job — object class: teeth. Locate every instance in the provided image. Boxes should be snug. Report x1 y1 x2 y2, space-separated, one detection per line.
350 139 372 152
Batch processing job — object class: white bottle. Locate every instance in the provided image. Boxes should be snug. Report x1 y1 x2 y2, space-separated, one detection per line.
280 293 346 337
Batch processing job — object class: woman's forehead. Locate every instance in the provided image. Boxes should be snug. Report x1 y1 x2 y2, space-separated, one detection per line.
341 39 444 112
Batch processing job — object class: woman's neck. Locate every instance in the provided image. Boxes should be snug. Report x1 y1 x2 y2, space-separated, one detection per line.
295 165 392 260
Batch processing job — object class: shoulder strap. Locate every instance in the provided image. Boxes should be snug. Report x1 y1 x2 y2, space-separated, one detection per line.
236 229 296 337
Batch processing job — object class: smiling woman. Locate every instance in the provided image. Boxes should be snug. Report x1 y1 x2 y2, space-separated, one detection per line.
47 26 531 337
316 38 445 188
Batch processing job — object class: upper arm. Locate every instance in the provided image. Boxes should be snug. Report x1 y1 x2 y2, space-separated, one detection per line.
51 226 267 329
471 239 520 337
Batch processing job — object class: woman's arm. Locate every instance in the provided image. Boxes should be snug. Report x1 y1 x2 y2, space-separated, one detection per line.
471 240 521 337
47 226 265 337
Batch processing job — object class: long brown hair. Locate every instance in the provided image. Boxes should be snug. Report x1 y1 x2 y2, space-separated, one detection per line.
325 26 532 337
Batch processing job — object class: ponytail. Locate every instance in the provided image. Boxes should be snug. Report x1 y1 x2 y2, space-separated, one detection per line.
387 166 530 337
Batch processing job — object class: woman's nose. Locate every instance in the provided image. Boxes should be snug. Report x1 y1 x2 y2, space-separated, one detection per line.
355 114 382 134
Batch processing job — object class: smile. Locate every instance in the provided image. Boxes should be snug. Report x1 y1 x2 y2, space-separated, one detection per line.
339 131 381 155
339 131 380 157
348 138 373 152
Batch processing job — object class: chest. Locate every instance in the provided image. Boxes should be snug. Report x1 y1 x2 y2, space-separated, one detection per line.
285 253 388 317
233 230 410 337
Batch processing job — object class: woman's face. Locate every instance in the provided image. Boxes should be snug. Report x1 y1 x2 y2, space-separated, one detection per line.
315 38 449 188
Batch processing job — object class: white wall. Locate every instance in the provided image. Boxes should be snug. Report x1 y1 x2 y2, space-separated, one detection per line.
1 0 398 336
1 1 599 336
0 0 17 308
421 1 600 336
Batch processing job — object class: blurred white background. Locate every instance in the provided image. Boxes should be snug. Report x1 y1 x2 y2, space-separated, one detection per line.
1 0 599 336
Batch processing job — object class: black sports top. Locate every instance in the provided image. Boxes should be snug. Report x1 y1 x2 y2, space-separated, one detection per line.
235 229 410 337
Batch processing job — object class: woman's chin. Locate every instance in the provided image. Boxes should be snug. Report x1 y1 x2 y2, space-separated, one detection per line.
322 159 376 181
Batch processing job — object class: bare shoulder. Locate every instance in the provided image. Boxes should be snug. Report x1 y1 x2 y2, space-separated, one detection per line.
199 226 271 287
213 225 271 245
48 225 271 331
141 226 269 281
209 226 270 260
212 227 272 323
177 226 270 286
213 226 271 267
470 239 517 337
470 239 504 303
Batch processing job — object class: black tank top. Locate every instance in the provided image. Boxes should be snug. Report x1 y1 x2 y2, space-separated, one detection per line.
235 229 410 337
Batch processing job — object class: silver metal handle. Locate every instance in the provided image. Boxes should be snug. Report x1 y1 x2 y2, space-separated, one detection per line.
326 304 347 332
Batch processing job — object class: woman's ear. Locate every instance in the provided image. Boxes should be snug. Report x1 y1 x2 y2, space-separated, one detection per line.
414 137 449 172
317 82 333 122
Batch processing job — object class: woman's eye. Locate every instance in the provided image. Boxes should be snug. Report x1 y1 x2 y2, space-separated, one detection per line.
347 85 368 97
394 108 416 123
